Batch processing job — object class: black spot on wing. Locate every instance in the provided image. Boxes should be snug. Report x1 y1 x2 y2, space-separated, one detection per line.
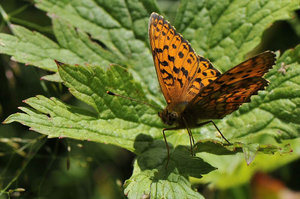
195 78 202 83
155 48 163 53
173 66 180 74
168 55 175 62
161 61 169 66
160 69 174 84
178 51 184 58
199 56 208 62
178 78 183 87
181 67 188 77
208 63 214 69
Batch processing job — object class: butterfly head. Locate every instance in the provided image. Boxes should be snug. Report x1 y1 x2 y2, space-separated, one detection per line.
159 109 179 126
158 102 188 126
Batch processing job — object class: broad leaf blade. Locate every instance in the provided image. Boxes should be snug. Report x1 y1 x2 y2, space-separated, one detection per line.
34 0 162 97
175 0 299 71
124 161 204 199
0 25 60 71
4 64 163 151
124 139 215 199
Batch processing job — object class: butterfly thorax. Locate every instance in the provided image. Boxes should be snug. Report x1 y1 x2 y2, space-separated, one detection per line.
159 102 189 126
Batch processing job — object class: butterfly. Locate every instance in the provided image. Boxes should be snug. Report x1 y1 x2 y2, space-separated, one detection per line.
148 12 276 162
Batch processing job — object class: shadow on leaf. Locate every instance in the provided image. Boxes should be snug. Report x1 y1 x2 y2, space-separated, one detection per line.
133 134 217 180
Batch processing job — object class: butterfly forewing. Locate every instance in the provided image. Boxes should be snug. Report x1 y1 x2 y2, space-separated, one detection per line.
185 56 221 100
149 13 221 104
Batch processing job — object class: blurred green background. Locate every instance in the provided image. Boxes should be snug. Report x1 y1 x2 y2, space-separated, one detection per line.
0 0 299 198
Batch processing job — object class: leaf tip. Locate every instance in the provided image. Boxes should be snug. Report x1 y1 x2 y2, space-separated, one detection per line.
11 56 17 62
2 119 8 124
54 60 65 67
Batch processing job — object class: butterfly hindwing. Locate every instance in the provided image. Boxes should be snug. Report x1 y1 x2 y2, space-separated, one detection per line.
188 77 268 119
186 52 276 119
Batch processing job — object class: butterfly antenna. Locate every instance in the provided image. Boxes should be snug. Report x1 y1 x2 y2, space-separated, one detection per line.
106 91 161 110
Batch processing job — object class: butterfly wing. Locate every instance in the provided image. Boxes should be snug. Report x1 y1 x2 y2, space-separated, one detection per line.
186 51 276 119
149 12 221 105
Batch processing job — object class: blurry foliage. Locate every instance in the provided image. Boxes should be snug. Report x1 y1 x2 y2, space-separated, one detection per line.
0 0 299 198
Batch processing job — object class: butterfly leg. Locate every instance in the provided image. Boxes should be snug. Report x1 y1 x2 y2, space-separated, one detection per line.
196 120 231 144
182 117 195 156
162 128 170 168
162 124 198 167
162 127 180 168
186 127 195 156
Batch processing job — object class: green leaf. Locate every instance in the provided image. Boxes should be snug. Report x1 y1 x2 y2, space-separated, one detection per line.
124 161 204 199
0 18 120 73
35 0 159 56
0 24 60 71
192 138 299 189
52 18 118 67
0 0 163 99
124 137 214 199
192 46 300 188
175 0 299 71
41 72 62 82
4 64 163 151
34 0 163 97
193 140 289 156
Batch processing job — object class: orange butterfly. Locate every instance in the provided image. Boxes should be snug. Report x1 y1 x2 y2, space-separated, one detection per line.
148 12 276 161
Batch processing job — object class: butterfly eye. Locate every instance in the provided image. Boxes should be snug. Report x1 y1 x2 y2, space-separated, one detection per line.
169 112 178 120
